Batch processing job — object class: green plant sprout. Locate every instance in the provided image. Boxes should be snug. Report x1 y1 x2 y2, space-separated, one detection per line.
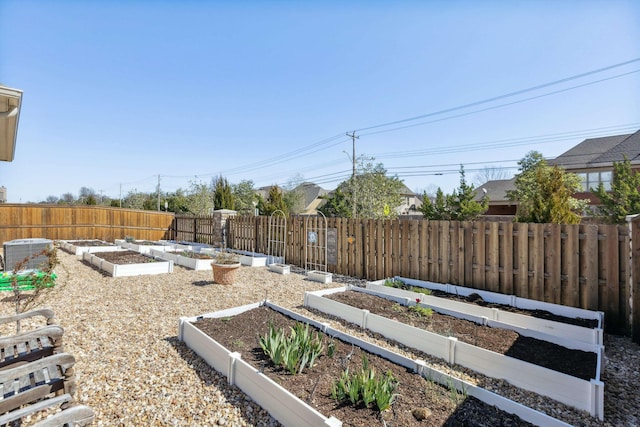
259 322 324 375
331 355 398 412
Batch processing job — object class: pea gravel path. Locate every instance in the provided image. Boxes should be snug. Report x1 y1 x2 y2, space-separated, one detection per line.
1 250 638 426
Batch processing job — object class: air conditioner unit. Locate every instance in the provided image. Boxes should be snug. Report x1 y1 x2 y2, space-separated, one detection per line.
3 238 53 272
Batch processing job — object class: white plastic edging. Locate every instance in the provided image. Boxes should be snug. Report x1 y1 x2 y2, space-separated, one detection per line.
180 302 573 427
268 263 291 275
81 252 173 277
392 276 604 328
307 271 333 284
114 240 174 254
59 240 123 257
149 249 214 270
362 284 603 349
229 250 269 267
304 290 604 420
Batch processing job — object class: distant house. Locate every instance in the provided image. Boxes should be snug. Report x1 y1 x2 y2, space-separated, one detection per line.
548 130 640 204
397 183 423 215
474 178 517 215
255 183 329 215
475 129 640 215
293 182 328 215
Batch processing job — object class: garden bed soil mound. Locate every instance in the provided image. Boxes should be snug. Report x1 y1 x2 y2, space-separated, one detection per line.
324 291 597 381
167 251 214 259
427 289 598 328
91 250 155 264
63 240 115 247
194 306 536 427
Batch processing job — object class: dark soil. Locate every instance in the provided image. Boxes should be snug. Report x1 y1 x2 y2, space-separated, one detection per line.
166 251 214 259
65 240 115 247
91 250 156 264
194 306 536 427
321 291 597 381
427 289 599 329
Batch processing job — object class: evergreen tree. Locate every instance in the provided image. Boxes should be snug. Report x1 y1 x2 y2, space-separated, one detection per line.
213 176 235 210
420 166 488 220
318 188 352 218
593 156 640 223
258 186 288 215
507 151 586 224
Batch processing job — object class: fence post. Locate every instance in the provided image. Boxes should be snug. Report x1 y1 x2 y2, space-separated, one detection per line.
630 215 640 344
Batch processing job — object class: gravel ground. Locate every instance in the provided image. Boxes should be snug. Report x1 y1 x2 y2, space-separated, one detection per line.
1 250 638 426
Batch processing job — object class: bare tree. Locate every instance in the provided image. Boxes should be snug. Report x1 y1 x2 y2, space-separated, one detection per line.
473 166 512 187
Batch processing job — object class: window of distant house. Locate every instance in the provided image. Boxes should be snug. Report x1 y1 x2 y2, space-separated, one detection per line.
577 171 612 191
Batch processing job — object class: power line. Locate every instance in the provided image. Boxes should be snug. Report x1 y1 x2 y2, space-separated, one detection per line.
359 69 640 137
370 123 640 159
354 57 640 133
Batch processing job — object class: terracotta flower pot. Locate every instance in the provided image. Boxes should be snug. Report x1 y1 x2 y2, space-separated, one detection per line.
211 262 241 285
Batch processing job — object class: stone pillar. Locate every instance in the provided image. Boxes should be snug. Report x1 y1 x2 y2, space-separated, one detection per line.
212 209 237 248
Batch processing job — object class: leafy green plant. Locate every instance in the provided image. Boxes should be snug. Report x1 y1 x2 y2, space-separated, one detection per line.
384 277 405 288
259 322 324 375
408 298 433 317
331 355 398 412
327 338 336 358
384 278 432 296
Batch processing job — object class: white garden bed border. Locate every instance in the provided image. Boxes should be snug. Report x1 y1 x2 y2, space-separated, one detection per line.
149 249 214 270
365 282 603 346
304 287 604 421
179 301 572 427
376 277 604 331
114 239 190 254
229 249 268 267
307 270 333 284
59 240 123 257
82 252 173 277
268 263 291 275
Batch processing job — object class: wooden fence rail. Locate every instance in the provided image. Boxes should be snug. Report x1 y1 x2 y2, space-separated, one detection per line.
228 215 636 336
0 204 174 244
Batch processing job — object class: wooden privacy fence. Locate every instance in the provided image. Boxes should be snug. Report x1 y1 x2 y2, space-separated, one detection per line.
0 204 174 244
228 215 638 336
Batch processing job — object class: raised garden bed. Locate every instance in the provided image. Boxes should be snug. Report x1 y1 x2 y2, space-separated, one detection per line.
114 239 187 254
180 301 576 427
268 263 291 275
149 249 214 271
82 250 173 277
304 287 604 420
59 239 122 257
228 250 268 267
365 280 602 346
372 277 604 344
307 270 333 284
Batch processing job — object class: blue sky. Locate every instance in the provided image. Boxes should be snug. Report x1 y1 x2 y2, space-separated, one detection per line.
1 0 639 203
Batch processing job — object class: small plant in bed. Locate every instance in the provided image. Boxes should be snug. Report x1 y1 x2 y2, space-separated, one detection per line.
259 322 324 374
384 277 432 296
408 298 433 318
179 251 214 259
331 355 398 412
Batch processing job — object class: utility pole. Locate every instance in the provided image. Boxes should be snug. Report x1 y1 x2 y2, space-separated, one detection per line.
346 131 359 218
157 175 161 211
